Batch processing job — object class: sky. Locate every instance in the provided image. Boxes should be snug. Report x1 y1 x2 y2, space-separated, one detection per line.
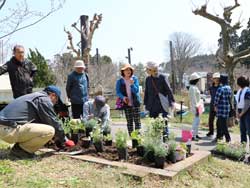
2 0 250 64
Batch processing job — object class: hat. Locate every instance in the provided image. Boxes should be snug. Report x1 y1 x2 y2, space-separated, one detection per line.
146 61 158 69
189 72 201 81
94 95 106 109
120 63 134 71
212 72 220 78
44 85 62 102
74 60 85 68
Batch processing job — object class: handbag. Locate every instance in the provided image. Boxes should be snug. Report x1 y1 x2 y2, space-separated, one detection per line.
115 97 124 110
151 79 170 112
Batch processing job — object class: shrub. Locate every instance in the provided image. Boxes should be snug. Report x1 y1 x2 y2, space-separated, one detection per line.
115 129 128 149
154 143 168 157
92 128 103 144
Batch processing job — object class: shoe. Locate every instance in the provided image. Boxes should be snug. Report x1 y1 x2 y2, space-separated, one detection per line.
192 137 199 141
10 144 35 159
206 132 213 137
196 135 202 139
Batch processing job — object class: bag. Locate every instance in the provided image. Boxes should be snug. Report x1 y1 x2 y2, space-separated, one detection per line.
158 92 170 113
115 98 124 110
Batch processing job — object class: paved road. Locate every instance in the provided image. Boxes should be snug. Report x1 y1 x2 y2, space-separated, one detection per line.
111 122 241 152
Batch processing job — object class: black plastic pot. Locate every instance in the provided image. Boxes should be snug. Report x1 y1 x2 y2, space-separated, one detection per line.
71 133 79 144
132 139 138 148
145 150 155 162
167 151 176 163
85 128 92 137
136 145 144 157
94 142 104 152
80 138 91 148
104 140 112 146
117 147 128 160
155 156 165 169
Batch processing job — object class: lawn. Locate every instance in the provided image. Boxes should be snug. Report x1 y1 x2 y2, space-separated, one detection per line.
0 140 249 188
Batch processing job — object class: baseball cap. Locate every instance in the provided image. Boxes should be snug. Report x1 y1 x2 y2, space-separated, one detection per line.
44 85 62 103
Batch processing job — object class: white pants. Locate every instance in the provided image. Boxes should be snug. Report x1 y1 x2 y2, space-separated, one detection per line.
0 123 55 153
192 116 200 137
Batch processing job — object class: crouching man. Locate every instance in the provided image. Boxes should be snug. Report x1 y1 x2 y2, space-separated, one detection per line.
0 85 74 159
82 95 110 131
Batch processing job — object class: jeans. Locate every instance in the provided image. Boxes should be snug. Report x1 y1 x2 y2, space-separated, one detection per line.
192 116 200 137
216 117 231 142
239 112 250 143
208 105 216 134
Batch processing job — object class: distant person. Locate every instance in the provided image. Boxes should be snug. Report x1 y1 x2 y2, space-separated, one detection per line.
116 63 141 136
206 72 220 137
0 85 75 159
82 95 110 131
214 74 232 143
235 76 250 144
188 72 203 141
0 45 37 98
66 60 89 118
144 61 175 141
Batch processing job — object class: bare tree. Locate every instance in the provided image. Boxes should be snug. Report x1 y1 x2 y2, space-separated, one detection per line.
0 0 65 39
193 0 250 89
64 13 102 70
169 32 200 89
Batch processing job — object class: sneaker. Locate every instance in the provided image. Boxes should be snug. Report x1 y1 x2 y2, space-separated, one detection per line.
10 144 35 159
196 135 202 139
206 132 213 137
192 137 199 141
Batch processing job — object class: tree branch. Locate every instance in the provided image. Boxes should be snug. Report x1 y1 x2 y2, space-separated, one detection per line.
64 27 80 57
0 0 6 11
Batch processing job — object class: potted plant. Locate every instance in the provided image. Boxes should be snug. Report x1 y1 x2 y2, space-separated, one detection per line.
115 129 128 160
131 129 140 148
69 119 85 144
92 128 103 152
85 119 98 137
142 138 155 162
167 140 177 163
175 144 187 161
79 136 91 148
154 143 168 169
102 123 111 136
104 134 112 146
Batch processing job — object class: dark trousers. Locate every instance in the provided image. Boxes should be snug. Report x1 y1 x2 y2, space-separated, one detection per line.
239 110 250 143
149 111 169 137
208 105 216 134
124 106 141 135
71 103 83 119
216 117 231 142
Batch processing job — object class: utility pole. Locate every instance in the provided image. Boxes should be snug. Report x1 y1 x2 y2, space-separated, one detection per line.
169 41 176 94
127 47 133 64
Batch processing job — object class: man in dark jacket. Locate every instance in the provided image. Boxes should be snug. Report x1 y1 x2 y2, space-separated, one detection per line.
0 45 37 98
0 85 74 158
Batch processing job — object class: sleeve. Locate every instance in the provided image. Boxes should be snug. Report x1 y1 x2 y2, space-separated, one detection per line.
37 99 65 143
214 88 222 107
144 77 149 106
241 90 250 115
66 74 72 98
130 76 139 94
162 76 175 105
189 87 198 108
0 63 8 75
101 105 110 128
82 102 90 122
115 79 124 99
29 61 37 77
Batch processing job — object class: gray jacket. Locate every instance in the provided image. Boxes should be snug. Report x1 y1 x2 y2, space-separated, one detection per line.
0 91 65 142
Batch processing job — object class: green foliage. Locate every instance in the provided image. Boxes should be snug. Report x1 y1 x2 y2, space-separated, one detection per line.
154 143 168 157
103 134 112 141
0 161 13 175
92 128 103 143
28 48 56 87
85 119 98 129
115 129 128 149
168 140 177 154
216 142 246 160
69 119 85 134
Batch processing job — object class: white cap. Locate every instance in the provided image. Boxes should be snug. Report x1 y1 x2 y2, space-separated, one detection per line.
189 72 201 81
74 60 85 68
212 72 220 78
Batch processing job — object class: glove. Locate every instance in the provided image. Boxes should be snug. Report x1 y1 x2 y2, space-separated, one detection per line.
64 139 75 147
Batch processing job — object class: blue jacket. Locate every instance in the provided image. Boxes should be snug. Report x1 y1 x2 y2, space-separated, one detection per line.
116 75 141 108
66 71 89 104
